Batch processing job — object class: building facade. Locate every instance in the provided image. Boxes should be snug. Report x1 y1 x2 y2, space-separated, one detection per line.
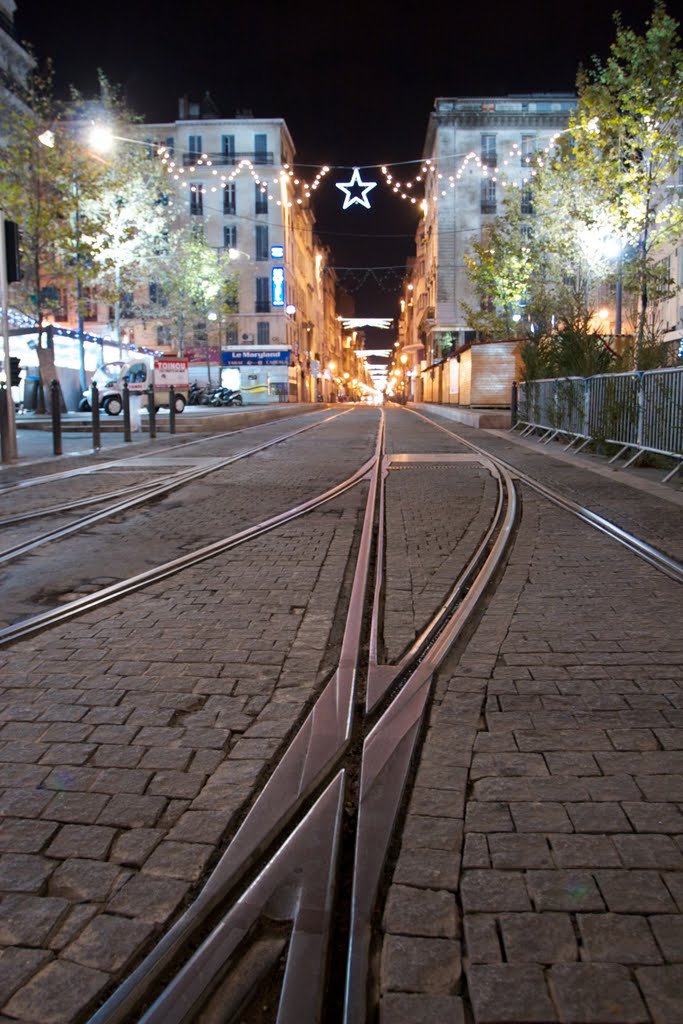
412 94 577 367
140 98 342 400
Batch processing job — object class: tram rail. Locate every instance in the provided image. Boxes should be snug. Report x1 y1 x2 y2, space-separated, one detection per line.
0 406 681 1024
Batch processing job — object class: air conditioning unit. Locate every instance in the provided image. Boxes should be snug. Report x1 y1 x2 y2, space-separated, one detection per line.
241 333 254 342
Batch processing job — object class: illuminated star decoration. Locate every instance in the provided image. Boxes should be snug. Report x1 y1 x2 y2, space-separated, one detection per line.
336 167 378 210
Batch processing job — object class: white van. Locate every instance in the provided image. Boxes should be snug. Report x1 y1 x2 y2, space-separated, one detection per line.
80 357 189 416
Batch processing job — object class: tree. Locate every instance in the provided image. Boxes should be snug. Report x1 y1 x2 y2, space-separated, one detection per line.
155 225 238 380
0 64 111 395
566 1 683 364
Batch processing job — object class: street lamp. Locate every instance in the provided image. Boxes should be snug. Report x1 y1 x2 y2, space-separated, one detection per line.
400 353 408 404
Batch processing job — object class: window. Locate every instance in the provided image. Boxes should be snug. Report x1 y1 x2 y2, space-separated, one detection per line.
223 183 236 215
121 291 135 319
225 323 238 345
224 225 236 249
481 179 496 214
481 134 497 166
222 134 235 163
257 321 270 345
254 133 268 164
255 277 270 313
255 184 268 214
190 184 203 215
520 184 534 215
521 134 536 166
81 287 98 321
255 224 269 261
149 282 167 307
157 324 172 345
165 136 175 157
188 134 202 156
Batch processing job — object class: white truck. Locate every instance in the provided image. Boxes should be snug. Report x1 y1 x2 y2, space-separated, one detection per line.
79 356 189 416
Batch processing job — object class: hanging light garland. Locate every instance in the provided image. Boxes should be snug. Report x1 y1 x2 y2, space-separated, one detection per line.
155 129 566 216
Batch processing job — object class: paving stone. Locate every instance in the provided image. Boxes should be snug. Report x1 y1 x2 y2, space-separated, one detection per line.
401 815 463 852
526 871 604 912
612 834 683 869
577 913 662 964
594 870 677 913
566 802 633 833
650 915 683 961
380 993 465 1023
488 834 553 869
106 873 190 923
147 770 206 800
0 818 58 853
465 802 514 832
463 834 489 868
63 913 154 972
3 959 110 1024
548 963 649 1023
41 791 109 824
393 847 460 890
96 793 167 828
142 840 213 881
409 787 465 819
636 965 683 1024
110 828 164 867
383 885 459 939
0 947 53 1004
461 871 531 913
509 802 573 833
499 912 577 963
47 903 100 951
467 964 556 1022
381 934 461 994
663 871 683 911
622 802 683 833
46 825 116 860
0 853 54 892
48 858 125 901
548 834 620 868
0 893 68 945
463 914 501 963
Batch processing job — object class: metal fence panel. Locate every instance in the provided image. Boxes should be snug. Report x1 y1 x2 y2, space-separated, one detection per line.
516 366 683 463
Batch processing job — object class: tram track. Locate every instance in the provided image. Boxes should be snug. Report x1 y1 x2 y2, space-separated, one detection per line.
0 409 352 564
1 407 681 1024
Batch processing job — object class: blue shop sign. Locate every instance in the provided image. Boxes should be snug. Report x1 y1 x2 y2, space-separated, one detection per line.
221 349 291 366
271 267 285 307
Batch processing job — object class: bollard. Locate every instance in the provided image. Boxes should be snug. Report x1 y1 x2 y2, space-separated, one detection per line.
147 383 156 439
50 380 63 456
510 381 518 426
122 380 132 442
168 385 176 435
0 386 9 464
91 382 101 451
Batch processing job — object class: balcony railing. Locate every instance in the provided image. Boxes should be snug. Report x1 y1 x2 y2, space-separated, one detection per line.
480 153 498 167
182 151 275 167
481 201 497 214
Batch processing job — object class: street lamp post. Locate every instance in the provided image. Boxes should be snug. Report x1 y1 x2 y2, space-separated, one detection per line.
0 209 17 462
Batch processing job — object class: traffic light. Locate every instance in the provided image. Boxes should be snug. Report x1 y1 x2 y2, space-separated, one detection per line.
9 357 20 387
4 220 22 283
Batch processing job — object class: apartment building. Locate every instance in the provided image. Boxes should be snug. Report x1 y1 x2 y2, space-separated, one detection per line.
141 97 340 399
0 0 33 114
412 94 577 366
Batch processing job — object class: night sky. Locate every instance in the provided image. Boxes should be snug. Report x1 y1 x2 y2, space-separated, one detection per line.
15 0 663 320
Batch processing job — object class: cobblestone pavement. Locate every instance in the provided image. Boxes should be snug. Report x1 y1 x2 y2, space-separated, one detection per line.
0 405 682 1024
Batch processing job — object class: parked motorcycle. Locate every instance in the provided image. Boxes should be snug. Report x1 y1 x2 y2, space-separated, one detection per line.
210 386 243 407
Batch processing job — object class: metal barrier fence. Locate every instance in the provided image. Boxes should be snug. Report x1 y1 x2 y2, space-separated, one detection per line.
516 367 683 483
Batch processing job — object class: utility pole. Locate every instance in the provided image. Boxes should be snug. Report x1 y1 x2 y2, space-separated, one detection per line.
0 209 18 462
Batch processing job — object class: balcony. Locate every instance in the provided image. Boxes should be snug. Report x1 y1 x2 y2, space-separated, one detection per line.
182 151 275 167
481 201 497 215
480 153 498 168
